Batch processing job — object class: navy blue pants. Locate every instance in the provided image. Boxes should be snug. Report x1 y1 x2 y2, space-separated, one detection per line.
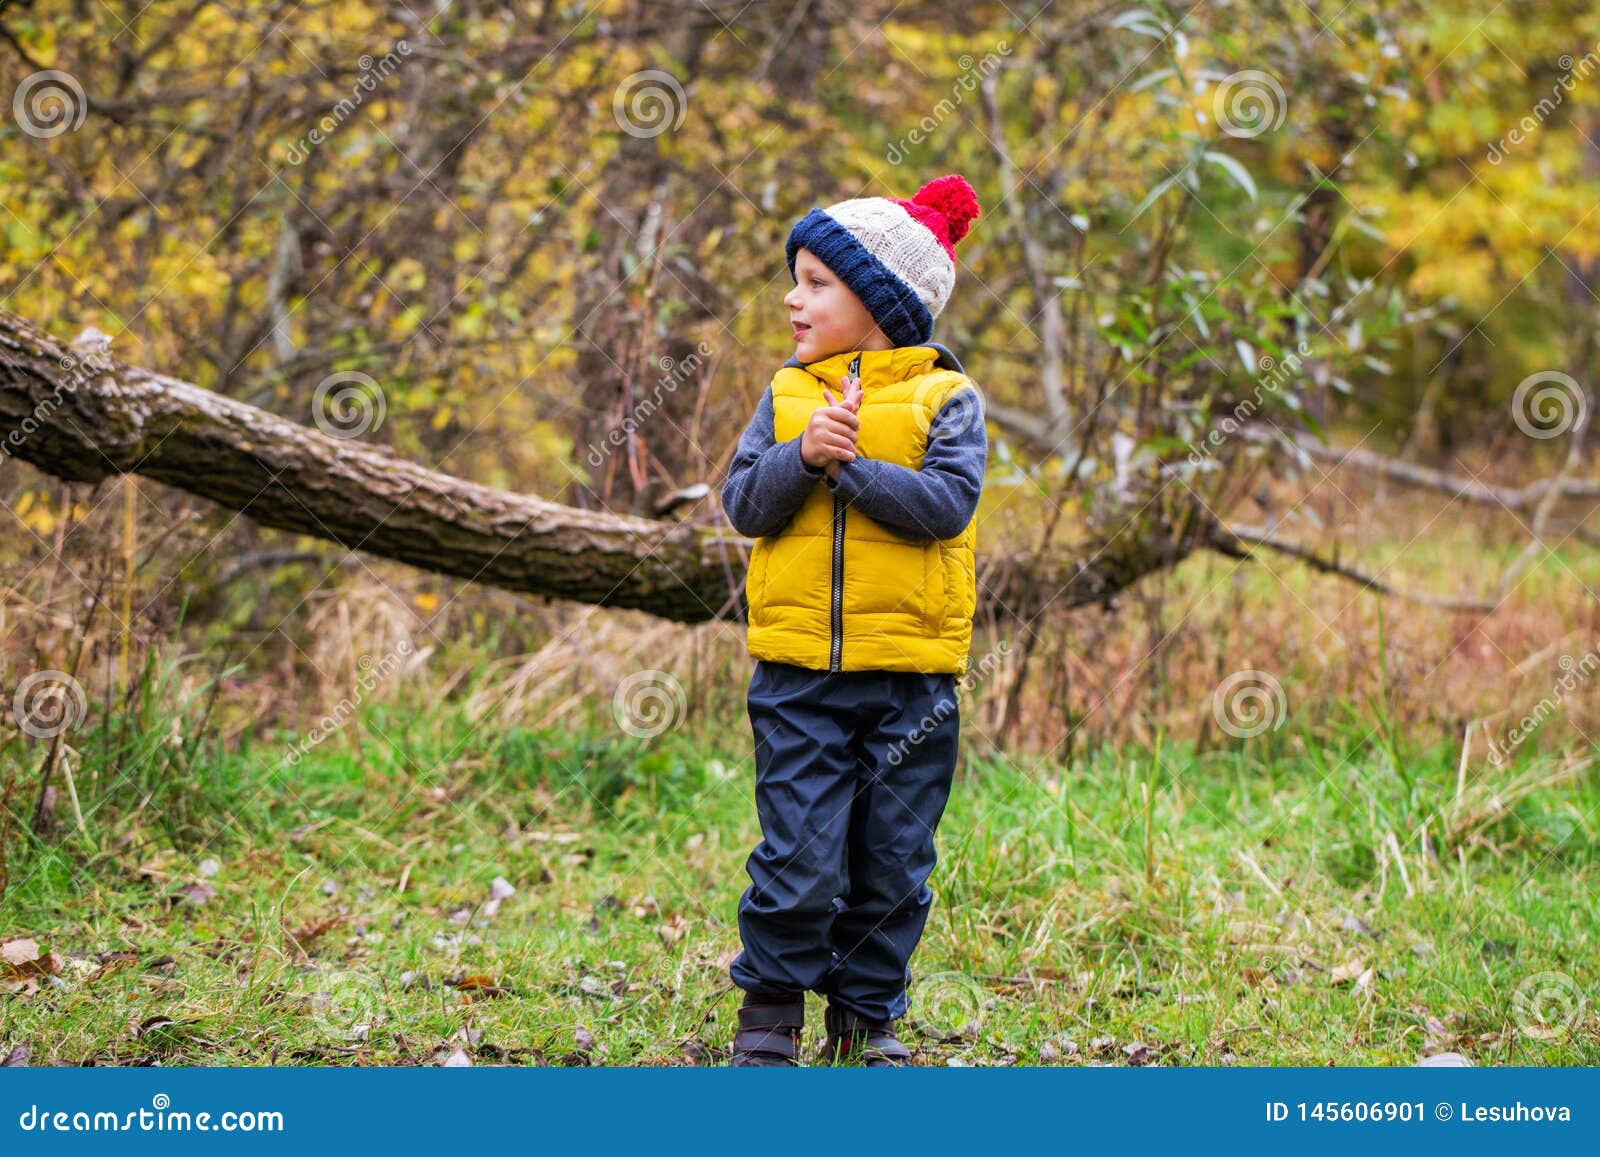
729 659 960 1025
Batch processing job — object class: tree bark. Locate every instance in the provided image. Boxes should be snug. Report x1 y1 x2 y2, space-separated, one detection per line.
0 306 1216 626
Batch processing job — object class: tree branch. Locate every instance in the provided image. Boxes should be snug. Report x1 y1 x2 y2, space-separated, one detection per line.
1209 523 1499 612
1240 426 1600 509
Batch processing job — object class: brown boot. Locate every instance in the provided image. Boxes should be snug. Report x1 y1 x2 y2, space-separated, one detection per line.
730 994 805 1067
818 1003 913 1067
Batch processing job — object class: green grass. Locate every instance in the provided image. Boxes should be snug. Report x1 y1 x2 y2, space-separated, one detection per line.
3 691 1597 1067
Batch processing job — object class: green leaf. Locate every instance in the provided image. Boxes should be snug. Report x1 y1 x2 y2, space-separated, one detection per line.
1128 67 1176 94
1201 150 1258 201
1110 10 1169 39
1128 173 1180 224
1343 213 1388 243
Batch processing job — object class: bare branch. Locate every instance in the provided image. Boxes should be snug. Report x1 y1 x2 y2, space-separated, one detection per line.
1210 523 1498 612
1241 426 1600 509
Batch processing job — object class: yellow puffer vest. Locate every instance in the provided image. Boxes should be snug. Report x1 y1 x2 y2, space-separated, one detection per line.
745 345 978 675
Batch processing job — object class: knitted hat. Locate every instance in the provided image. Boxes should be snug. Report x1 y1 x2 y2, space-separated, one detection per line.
785 174 981 348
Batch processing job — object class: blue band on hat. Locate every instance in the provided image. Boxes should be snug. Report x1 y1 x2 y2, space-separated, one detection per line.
785 208 934 347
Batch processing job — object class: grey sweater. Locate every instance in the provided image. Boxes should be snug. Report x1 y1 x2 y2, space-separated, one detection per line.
721 344 987 543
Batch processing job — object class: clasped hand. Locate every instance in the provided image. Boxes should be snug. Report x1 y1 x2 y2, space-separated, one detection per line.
799 373 863 483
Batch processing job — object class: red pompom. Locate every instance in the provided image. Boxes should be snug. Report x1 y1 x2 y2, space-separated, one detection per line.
912 174 981 245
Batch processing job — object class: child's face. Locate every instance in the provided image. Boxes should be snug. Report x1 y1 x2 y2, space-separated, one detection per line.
785 247 894 362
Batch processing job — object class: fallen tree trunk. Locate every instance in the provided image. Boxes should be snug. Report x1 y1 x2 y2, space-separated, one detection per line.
0 311 734 621
0 307 1215 624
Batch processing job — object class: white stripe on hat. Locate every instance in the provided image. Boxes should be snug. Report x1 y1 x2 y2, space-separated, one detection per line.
825 197 956 320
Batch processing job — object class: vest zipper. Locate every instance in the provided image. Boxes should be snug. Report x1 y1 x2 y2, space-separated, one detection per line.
829 353 861 672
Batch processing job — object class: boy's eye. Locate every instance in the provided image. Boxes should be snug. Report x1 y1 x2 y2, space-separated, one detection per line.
810 278 824 287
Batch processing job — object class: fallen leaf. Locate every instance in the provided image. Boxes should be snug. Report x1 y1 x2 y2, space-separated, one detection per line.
135 854 178 881
172 881 217 907
287 916 342 948
440 1046 473 1067
1330 957 1367 985
1 939 41 967
2 1045 28 1067
452 974 508 999
0 939 61 983
1340 914 1380 939
658 913 689 944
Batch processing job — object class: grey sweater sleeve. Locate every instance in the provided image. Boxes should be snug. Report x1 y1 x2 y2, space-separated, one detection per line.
719 384 825 538
828 387 987 542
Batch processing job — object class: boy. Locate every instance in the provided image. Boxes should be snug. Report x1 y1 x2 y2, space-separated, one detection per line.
719 174 987 1066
